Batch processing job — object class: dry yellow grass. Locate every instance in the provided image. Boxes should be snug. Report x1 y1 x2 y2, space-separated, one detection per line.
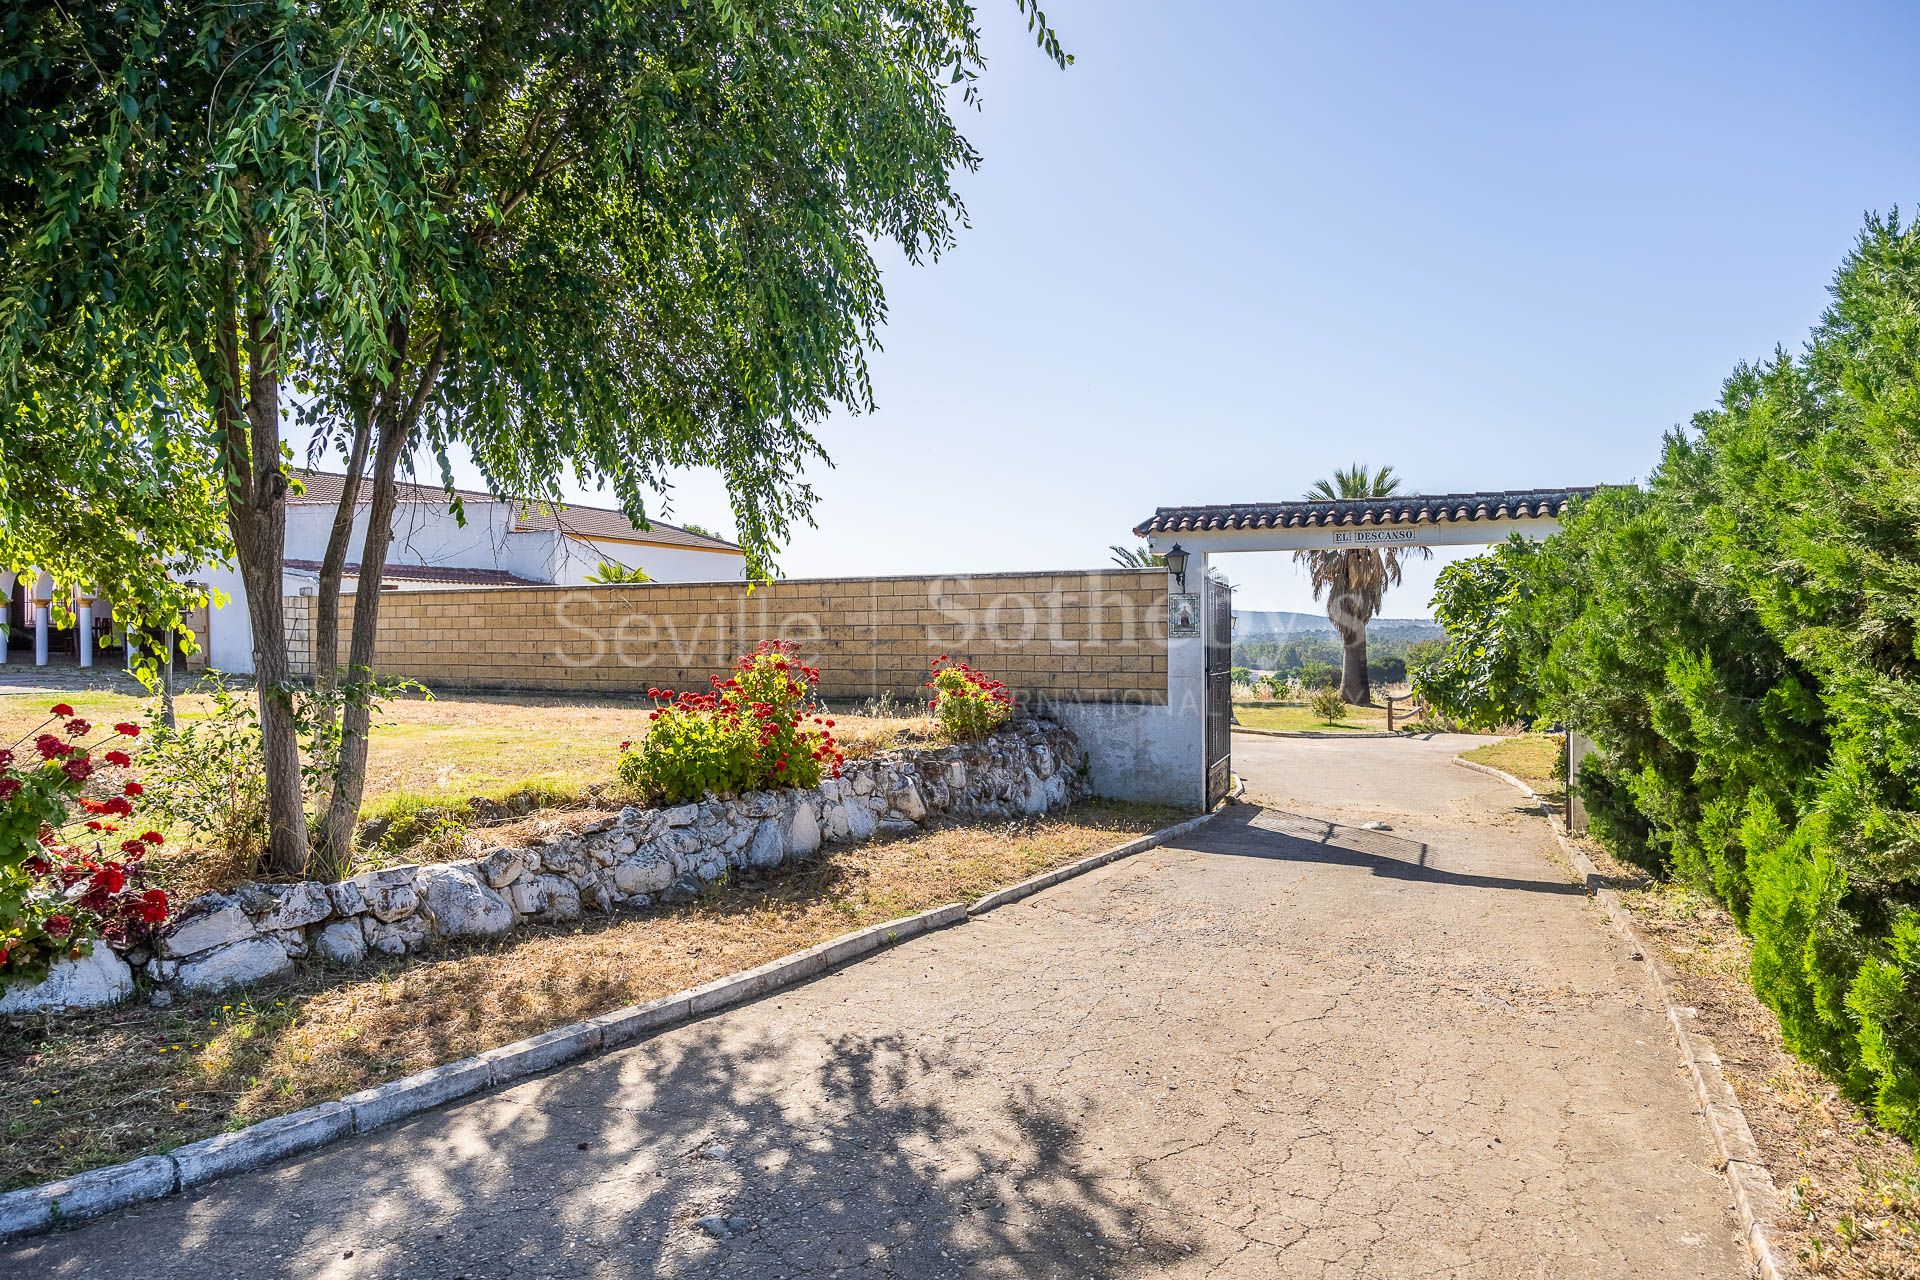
0 799 1179 1190
2 686 939 896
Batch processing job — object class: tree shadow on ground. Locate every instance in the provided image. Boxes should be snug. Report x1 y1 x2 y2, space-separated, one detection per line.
8 1017 1193 1280
1197 805 1587 898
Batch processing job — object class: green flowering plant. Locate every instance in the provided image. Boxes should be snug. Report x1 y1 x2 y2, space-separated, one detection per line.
925 656 1014 741
617 641 844 805
1 705 169 983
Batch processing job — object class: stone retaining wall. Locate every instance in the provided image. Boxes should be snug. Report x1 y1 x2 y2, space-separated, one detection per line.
0 720 1086 1014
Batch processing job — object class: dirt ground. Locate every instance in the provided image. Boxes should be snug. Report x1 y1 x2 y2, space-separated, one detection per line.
8 734 1752 1279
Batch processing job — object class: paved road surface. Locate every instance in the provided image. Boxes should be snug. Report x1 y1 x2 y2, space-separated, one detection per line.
7 733 1748 1279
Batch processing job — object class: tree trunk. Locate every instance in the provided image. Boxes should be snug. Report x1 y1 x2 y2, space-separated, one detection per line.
313 420 406 875
229 458 308 877
1338 621 1370 706
313 417 372 696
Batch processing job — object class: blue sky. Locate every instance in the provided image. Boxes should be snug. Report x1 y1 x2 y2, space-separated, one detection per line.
368 0 1920 615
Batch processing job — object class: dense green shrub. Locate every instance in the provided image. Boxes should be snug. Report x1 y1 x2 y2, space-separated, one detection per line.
140 680 271 868
1308 686 1346 725
1489 212 1920 1141
1414 536 1544 731
616 641 843 805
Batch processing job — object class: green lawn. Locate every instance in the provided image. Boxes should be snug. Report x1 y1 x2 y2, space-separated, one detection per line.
1459 733 1565 804
1233 702 1391 733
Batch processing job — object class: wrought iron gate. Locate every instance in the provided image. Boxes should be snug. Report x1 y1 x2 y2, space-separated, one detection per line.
1204 575 1233 807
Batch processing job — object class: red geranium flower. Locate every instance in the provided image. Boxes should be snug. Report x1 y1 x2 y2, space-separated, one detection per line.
63 758 93 783
64 718 91 738
50 703 74 717
45 914 72 939
103 750 132 768
35 734 70 759
113 722 140 738
141 830 164 845
0 778 19 802
123 781 143 797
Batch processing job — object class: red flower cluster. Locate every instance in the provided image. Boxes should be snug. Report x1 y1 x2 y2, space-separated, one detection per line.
926 655 1016 741
1 705 169 979
619 641 844 804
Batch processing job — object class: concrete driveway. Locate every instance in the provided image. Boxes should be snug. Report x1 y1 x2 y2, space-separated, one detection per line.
6 733 1748 1278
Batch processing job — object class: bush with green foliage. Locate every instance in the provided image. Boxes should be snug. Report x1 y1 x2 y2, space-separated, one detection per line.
617 642 843 805
140 681 272 870
1484 212 1920 1141
926 656 1015 741
1309 687 1347 725
1413 536 1544 730
1296 660 1337 691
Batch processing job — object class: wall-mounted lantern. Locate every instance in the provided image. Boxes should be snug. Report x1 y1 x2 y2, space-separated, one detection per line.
1163 544 1190 590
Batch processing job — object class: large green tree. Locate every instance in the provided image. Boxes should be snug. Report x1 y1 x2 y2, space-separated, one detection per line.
3 0 1068 876
1294 463 1431 705
1493 213 1920 1140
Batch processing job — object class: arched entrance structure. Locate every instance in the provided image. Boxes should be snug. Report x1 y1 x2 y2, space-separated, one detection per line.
1132 488 1594 807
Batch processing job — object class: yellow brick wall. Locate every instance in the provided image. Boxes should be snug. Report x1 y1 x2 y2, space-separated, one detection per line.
284 570 1169 703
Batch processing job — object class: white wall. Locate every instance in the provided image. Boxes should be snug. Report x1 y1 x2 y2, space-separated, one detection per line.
555 536 748 585
201 496 744 673
1048 558 1208 810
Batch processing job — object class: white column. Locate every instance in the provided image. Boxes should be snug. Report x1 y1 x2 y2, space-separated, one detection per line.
77 598 94 667
34 602 50 666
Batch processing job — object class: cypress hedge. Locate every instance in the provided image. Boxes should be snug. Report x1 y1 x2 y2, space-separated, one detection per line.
1490 213 1920 1141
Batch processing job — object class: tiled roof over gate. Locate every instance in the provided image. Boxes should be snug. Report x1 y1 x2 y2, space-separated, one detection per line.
1133 487 1597 537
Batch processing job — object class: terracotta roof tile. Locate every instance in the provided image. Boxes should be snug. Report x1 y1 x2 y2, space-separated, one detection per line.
1132 487 1597 538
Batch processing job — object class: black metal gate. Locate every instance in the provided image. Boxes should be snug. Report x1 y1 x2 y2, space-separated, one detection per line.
1204 575 1233 807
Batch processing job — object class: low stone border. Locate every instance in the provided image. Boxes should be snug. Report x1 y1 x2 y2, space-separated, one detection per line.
0 791 1240 1245
1453 755 1792 1280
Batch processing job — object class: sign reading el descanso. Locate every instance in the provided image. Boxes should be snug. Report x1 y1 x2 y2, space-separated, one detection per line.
1330 529 1418 545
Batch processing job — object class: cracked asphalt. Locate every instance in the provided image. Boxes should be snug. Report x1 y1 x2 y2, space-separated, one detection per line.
6 733 1749 1279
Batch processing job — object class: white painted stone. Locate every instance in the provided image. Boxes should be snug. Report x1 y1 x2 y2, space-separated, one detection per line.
663 804 699 827
416 864 514 940
537 875 582 920
479 845 538 888
250 882 333 932
363 916 429 956
612 854 673 896
313 920 367 965
887 780 927 822
176 936 293 992
156 902 255 958
843 802 876 842
343 867 420 923
746 819 784 868
786 801 821 858
0 948 134 1014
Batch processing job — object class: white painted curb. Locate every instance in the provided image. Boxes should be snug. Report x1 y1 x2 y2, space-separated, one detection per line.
0 795 1240 1245
1453 754 1792 1280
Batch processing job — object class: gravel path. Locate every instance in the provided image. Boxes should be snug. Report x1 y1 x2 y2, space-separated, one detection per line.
6 733 1749 1278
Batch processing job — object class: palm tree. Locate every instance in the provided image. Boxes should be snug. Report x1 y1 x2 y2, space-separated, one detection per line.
1294 463 1430 705
585 560 651 584
1109 545 1165 568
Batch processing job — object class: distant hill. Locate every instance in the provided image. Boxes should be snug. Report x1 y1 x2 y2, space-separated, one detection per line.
1234 610 1444 643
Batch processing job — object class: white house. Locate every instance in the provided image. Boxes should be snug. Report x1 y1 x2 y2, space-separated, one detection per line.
2 470 747 675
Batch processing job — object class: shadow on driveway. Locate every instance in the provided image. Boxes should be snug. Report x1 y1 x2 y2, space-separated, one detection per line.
11 1013 1193 1279
1193 803 1588 898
